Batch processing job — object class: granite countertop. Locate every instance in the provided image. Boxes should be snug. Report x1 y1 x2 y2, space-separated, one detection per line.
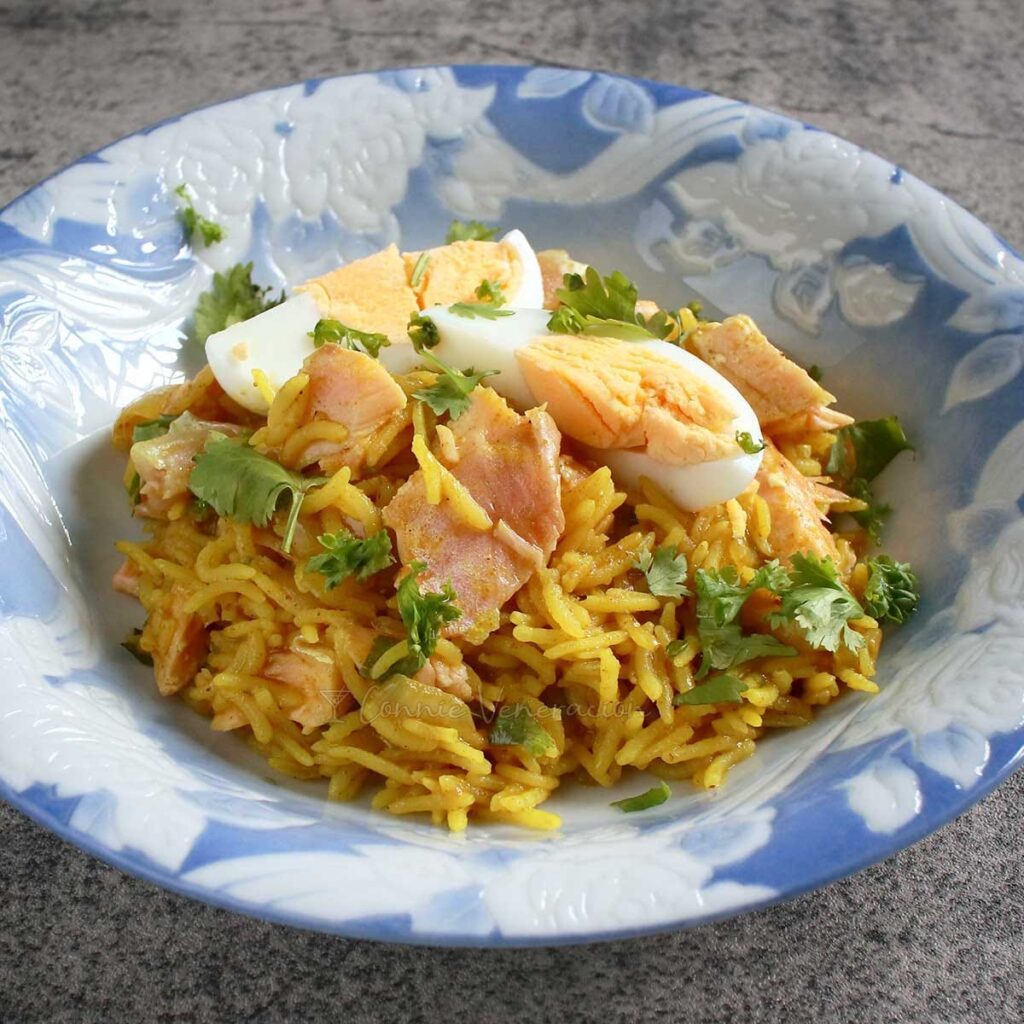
1 1 1022 1021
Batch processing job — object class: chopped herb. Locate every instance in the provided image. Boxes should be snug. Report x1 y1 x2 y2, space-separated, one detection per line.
174 183 224 247
694 565 795 676
131 414 178 445
808 364 823 382
735 431 766 455
189 497 214 522
121 628 153 666
449 301 515 320
674 674 747 706
686 299 703 318
769 553 865 653
188 435 324 553
309 318 390 358
826 416 914 484
665 638 688 659
127 471 141 506
361 634 423 681
557 267 639 325
863 556 920 625
192 262 285 346
307 529 394 588
410 331 498 420
489 702 557 757
410 252 431 289
445 219 499 243
474 278 506 305
826 415 913 543
396 561 461 667
635 544 690 599
611 780 671 813
407 311 440 350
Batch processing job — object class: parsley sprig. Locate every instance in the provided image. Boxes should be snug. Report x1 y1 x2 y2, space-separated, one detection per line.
445 219 498 243
307 529 394 588
188 435 324 552
863 556 920 624
474 278 506 304
826 416 913 543
174 183 224 247
309 318 390 358
449 301 514 321
408 314 498 419
192 263 285 345
635 544 691 598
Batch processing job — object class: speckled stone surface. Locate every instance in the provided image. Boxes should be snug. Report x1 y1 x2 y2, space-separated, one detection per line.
1 1 1023 1021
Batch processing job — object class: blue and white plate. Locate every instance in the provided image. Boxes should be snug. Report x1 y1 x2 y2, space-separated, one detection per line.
2 65 1023 947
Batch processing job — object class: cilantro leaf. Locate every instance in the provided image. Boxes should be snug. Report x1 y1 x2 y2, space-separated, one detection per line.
556 267 639 324
174 183 224 247
188 435 323 553
694 566 795 676
410 252 430 288
826 416 914 483
474 278 506 305
192 263 285 346
635 544 690 598
121 628 153 666
674 674 747 706
769 552 865 653
410 331 498 419
445 219 498 243
407 312 440 350
307 529 394 587
132 414 178 444
665 638 688 659
449 301 514 320
611 780 671 812
736 431 766 455
825 417 912 545
863 556 920 625
309 318 390 358
361 634 423 681
396 561 461 666
489 702 557 757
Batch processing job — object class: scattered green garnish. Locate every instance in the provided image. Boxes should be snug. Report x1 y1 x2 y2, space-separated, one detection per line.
410 252 431 289
489 702 557 757
635 544 691 599
735 431 766 455
192 263 285 346
361 634 423 681
674 674 747 706
410 327 498 419
127 472 141 506
407 312 440 350
174 183 224 247
826 416 914 544
611 780 671 813
808 364 823 382
769 553 865 653
307 529 395 588
863 556 920 625
131 414 178 445
188 435 324 553
121 628 153 666
396 561 461 667
665 638 688 659
445 219 498 243
694 564 795 676
309 318 390 358
449 301 515 321
474 278 506 305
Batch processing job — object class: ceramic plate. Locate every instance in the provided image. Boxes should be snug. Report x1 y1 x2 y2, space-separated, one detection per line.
2 65 1023 946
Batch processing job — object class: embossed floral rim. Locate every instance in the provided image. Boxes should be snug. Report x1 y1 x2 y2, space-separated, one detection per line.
1 64 1023 946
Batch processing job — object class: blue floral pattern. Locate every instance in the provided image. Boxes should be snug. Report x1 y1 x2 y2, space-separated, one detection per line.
1 66 1023 946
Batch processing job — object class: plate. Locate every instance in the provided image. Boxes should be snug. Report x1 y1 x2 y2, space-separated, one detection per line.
2 65 1023 947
